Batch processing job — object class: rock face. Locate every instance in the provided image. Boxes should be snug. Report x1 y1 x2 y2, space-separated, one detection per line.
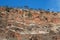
0 7 60 40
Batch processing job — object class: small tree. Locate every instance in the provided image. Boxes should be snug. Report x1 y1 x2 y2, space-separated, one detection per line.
24 6 29 9
28 11 32 19
5 6 13 12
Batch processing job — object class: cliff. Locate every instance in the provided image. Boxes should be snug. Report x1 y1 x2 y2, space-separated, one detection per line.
0 7 60 40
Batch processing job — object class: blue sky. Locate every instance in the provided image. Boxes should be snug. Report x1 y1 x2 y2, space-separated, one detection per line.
0 0 60 12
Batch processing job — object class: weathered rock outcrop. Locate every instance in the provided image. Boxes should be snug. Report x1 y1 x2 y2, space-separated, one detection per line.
0 7 60 40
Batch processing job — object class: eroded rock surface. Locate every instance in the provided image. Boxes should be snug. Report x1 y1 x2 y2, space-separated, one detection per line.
0 7 60 40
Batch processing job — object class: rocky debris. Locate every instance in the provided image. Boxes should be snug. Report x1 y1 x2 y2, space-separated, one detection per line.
20 34 60 40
